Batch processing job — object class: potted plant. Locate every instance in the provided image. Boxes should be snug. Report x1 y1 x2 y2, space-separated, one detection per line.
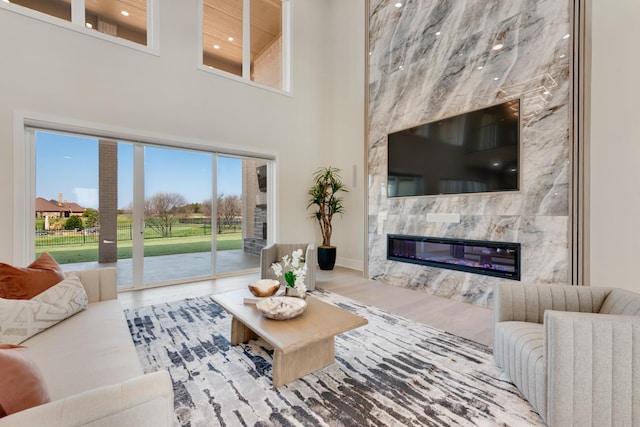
306 166 348 270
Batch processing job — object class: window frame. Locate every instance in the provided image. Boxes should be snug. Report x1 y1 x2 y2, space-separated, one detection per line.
0 0 160 56
12 110 277 269
197 0 292 95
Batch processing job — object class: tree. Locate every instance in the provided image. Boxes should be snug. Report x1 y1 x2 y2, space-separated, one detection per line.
144 192 187 237
201 199 212 217
64 215 84 230
218 194 241 233
82 208 100 228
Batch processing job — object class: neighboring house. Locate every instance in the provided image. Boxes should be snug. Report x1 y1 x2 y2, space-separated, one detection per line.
35 197 85 219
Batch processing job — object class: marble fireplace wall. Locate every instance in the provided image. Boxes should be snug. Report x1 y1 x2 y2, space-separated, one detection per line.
367 0 571 308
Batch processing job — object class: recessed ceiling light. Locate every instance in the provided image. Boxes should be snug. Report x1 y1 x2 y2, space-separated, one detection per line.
492 43 504 50
121 10 129 16
395 2 402 7
398 65 404 70
85 22 93 29
435 31 441 36
214 44 220 49
477 66 484 70
543 90 550 95
369 51 372 56
563 33 570 40
228 37 234 42
492 162 500 167
2 0 10 3
560 54 566 58
493 77 499 81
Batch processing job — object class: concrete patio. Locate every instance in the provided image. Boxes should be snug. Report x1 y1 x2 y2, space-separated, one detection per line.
62 250 260 287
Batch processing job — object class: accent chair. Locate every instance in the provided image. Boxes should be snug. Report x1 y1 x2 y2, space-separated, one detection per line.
260 243 317 291
494 282 640 427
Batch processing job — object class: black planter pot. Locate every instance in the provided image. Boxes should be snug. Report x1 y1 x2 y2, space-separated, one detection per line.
317 246 337 270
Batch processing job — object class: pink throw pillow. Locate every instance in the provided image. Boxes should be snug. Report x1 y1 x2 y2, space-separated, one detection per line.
0 344 50 417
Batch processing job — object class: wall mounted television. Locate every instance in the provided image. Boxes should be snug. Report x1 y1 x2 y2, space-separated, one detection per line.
387 99 520 197
256 165 267 193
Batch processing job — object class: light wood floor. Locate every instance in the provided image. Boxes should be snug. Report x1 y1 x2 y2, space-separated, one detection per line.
118 266 494 347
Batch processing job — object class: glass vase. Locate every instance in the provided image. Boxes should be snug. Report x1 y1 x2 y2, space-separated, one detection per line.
285 286 306 299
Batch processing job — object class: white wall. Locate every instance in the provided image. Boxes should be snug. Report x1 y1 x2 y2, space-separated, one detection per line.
589 0 640 292
0 0 365 267
324 0 366 270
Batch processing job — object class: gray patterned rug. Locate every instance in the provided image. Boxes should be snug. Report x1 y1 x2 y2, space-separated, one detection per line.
124 289 544 426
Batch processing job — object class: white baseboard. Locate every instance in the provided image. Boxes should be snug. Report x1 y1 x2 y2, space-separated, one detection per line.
335 256 363 271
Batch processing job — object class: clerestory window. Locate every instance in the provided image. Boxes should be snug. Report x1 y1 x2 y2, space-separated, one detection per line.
1 0 156 51
200 0 290 93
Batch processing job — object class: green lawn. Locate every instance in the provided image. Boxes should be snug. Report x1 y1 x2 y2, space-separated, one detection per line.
37 232 242 264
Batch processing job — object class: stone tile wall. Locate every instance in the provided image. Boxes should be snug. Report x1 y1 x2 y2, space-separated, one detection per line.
368 0 572 307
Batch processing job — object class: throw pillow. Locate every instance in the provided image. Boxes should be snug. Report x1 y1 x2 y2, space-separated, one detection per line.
0 275 88 345
0 253 66 299
0 344 50 418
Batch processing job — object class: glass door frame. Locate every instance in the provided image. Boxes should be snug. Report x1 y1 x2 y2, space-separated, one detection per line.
19 118 275 287
131 143 219 289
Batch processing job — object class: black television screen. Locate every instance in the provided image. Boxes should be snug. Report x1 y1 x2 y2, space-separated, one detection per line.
256 165 267 192
387 99 520 197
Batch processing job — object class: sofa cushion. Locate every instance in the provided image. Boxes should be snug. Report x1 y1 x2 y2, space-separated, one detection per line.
494 321 546 419
0 275 88 345
23 300 144 400
599 288 640 316
0 344 50 417
0 253 65 300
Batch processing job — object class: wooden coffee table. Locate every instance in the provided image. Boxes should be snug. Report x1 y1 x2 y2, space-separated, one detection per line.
212 289 368 387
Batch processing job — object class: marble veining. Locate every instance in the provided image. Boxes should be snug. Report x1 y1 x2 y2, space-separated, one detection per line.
368 0 572 307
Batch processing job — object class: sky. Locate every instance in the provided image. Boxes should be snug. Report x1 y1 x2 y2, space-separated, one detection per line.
35 132 242 210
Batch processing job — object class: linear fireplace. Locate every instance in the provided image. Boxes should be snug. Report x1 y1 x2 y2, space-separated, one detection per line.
387 234 521 281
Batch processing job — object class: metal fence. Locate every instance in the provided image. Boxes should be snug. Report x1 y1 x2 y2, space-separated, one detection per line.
34 221 228 247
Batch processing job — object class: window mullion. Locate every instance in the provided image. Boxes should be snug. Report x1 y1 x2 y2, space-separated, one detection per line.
71 0 85 28
211 154 218 275
147 0 160 48
132 144 145 288
242 0 251 80
282 0 291 92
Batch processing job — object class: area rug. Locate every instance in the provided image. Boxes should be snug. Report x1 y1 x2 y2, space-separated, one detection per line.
124 289 544 426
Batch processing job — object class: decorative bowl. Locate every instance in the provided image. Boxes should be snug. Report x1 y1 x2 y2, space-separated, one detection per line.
248 279 281 297
256 296 307 320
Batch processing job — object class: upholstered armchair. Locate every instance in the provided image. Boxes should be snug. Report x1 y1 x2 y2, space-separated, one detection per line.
494 283 640 427
260 243 317 291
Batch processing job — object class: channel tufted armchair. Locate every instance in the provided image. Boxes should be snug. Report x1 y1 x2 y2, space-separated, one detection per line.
494 282 640 427
260 243 316 291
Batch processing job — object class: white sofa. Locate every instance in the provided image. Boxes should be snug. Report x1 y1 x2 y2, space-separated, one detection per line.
0 268 174 427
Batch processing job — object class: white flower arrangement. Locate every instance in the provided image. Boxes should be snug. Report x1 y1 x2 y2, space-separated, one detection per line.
270 249 308 297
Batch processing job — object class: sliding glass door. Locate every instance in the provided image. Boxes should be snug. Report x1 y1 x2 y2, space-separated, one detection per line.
215 156 268 274
33 129 268 288
141 146 214 285
215 156 266 274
